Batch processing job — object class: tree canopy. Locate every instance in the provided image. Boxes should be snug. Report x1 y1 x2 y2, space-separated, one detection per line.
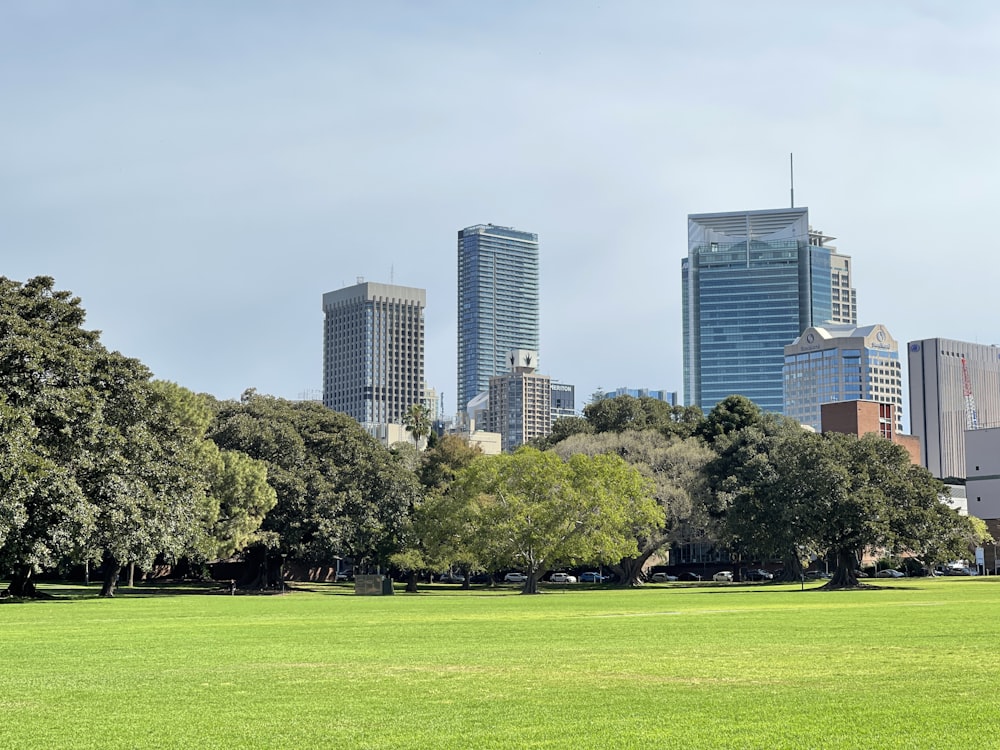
450 447 661 593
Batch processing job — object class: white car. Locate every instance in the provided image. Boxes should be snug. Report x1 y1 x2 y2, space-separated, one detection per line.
712 570 734 582
549 572 578 583
876 569 905 578
504 572 528 583
650 572 678 583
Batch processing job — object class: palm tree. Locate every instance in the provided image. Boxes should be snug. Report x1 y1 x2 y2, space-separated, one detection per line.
403 403 432 449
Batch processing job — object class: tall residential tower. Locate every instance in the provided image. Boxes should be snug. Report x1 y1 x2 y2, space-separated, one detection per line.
682 207 855 414
457 223 539 417
322 280 425 437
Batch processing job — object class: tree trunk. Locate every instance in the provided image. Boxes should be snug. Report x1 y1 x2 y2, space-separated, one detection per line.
128 562 135 588
775 552 804 583
4 565 39 597
405 570 418 593
100 554 121 597
823 548 862 589
522 572 542 594
461 567 471 590
614 553 654 587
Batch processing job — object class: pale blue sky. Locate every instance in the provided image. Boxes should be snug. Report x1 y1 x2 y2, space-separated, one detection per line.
4 1 1000 424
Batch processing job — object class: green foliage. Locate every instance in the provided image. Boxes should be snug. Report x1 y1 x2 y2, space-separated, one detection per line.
697 394 767 443
209 391 420 569
582 395 704 440
0 277 214 595
452 447 661 591
402 403 432 447
552 430 714 584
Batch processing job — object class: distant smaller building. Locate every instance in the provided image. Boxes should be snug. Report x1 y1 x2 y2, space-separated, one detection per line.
820 400 920 464
551 382 576 423
486 349 551 452
602 387 677 405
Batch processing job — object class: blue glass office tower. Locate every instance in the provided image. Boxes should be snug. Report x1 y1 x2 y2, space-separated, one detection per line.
457 224 539 417
682 207 855 414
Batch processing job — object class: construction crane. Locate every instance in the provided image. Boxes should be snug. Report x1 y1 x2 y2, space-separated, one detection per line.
961 356 979 430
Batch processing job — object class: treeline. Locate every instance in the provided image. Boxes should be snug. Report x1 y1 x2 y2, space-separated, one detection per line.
0 277 987 597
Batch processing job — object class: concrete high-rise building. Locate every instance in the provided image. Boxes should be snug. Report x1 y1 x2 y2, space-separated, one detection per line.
322 280 425 437
908 338 1000 480
457 223 539 419
783 324 902 433
486 349 551 452
682 207 855 414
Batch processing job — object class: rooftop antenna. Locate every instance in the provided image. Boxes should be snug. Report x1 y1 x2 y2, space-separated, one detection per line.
390 265 394 284
790 152 795 208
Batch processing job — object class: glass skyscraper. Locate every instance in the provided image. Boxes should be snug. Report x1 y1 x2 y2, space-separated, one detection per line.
457 224 539 416
682 207 855 414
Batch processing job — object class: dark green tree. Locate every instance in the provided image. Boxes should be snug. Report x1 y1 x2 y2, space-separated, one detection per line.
209 391 420 585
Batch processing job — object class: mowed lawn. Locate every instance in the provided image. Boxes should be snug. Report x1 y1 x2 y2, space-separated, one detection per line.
3 578 999 749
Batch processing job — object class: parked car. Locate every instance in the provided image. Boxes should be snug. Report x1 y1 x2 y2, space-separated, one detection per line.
876 568 905 578
503 572 528 583
713 570 734 582
650 572 678 583
944 566 978 576
579 572 609 583
437 571 465 584
468 572 493 584
679 572 702 581
549 572 578 584
744 568 774 581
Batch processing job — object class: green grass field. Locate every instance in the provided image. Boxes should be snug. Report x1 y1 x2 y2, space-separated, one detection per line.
3 578 999 749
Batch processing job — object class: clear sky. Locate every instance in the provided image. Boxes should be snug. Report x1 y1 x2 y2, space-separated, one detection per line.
4 1 1000 426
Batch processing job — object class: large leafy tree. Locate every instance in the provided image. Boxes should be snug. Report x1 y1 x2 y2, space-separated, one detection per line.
209 391 420 584
582 396 705 440
818 433 987 588
451 447 661 593
0 277 210 597
391 435 482 592
552 430 714 586
719 425 846 581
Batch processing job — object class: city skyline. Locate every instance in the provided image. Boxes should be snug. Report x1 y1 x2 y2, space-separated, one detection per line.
6 3 1000 427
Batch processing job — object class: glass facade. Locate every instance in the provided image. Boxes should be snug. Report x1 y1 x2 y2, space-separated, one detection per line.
683 208 855 415
457 224 539 415
782 325 902 433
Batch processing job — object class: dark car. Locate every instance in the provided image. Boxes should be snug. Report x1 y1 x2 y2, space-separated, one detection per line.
468 572 493 584
679 572 702 581
579 572 609 583
744 568 774 581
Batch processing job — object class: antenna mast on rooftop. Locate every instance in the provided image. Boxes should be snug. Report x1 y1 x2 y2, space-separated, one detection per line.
790 152 795 208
